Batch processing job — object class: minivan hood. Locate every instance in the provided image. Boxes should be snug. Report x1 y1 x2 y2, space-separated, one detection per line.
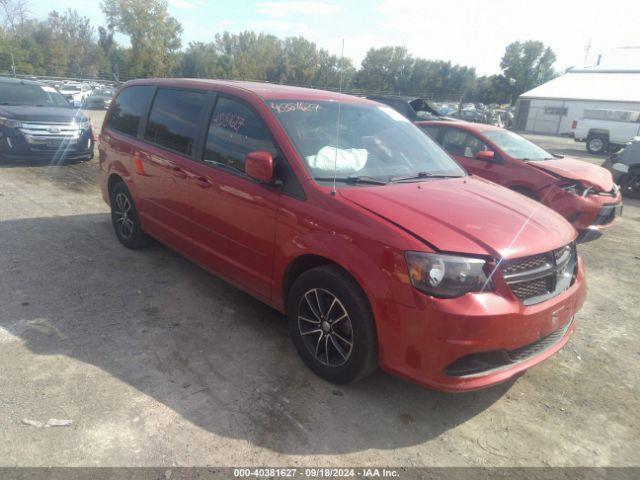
0 105 84 123
529 157 614 192
339 176 575 259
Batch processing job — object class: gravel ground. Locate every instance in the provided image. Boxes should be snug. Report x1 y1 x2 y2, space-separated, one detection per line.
0 116 638 468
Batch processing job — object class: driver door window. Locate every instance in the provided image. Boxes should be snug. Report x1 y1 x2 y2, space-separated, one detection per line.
204 97 277 174
442 129 488 158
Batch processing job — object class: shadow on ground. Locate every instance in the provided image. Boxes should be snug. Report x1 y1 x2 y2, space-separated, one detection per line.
0 213 512 454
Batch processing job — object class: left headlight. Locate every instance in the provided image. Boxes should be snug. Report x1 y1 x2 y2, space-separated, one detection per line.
405 252 491 298
0 116 22 129
560 181 590 196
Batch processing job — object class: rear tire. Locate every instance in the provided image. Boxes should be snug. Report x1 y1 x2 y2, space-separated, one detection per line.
287 265 378 384
587 135 608 155
109 182 152 249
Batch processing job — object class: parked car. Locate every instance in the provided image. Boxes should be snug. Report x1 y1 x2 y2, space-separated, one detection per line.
0 77 94 162
572 109 640 154
84 88 115 109
58 82 92 107
365 95 451 122
419 121 622 242
602 137 640 199
99 79 586 392
449 108 488 123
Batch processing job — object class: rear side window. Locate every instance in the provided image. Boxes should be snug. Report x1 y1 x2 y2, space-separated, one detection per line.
107 86 154 136
145 88 208 155
204 97 276 174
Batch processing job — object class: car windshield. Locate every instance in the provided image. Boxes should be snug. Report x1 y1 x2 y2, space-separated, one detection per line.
62 85 82 92
90 89 113 97
483 130 553 161
268 99 465 184
0 82 71 107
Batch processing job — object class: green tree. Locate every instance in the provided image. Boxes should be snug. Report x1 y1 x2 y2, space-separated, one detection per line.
214 31 281 81
354 46 413 93
500 40 556 103
101 0 182 78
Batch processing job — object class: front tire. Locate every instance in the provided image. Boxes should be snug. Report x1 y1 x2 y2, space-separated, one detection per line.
587 135 608 155
109 182 151 249
621 168 640 199
287 266 378 384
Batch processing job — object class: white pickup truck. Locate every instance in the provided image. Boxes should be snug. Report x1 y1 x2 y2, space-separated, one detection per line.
572 109 640 154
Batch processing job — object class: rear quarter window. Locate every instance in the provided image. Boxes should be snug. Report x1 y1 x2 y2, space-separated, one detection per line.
107 86 155 136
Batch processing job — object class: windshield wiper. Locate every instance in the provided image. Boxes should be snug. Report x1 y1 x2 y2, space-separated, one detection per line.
390 171 463 183
314 175 387 185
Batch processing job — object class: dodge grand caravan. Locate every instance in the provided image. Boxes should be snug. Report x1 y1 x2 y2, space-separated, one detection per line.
99 79 586 392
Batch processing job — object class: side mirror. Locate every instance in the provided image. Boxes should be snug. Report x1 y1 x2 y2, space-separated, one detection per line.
245 150 274 183
475 150 495 161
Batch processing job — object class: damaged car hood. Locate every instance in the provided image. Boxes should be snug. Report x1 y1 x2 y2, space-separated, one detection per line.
529 157 614 192
339 176 576 259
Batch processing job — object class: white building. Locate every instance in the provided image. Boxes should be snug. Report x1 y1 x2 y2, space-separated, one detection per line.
514 62 640 135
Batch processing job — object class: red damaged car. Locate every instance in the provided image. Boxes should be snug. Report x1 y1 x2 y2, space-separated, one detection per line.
419 121 622 241
99 79 585 391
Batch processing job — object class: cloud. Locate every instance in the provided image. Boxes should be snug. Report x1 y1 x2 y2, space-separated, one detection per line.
170 0 205 9
255 1 341 18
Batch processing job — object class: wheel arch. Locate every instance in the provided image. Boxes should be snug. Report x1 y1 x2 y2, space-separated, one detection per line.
282 254 360 314
587 129 610 138
107 172 124 197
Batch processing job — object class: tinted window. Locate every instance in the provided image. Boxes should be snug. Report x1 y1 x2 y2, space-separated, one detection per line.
442 128 487 158
107 86 154 136
145 89 207 155
204 97 276 173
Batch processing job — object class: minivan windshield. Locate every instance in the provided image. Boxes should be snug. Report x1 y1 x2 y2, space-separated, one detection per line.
483 130 554 161
0 82 71 107
269 99 465 184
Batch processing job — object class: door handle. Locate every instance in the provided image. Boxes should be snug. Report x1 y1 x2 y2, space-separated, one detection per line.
192 175 212 189
170 166 187 179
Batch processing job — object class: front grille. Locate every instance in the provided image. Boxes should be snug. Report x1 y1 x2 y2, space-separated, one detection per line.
500 253 548 275
510 277 553 300
18 122 84 147
444 318 573 377
500 244 577 305
592 203 621 226
507 320 572 362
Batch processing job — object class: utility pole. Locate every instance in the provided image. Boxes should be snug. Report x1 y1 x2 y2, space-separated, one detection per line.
10 53 16 77
584 39 592 65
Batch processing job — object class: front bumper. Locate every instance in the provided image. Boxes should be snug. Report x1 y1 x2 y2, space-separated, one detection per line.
538 184 622 233
380 258 586 392
0 130 94 162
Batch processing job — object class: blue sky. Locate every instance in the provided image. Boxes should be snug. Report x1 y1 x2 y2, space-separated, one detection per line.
29 0 640 75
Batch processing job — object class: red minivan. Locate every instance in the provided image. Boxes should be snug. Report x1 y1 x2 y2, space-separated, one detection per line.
418 121 623 241
99 79 586 392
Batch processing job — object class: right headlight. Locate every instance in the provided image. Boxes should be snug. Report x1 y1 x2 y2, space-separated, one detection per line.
0 116 22 129
405 252 492 298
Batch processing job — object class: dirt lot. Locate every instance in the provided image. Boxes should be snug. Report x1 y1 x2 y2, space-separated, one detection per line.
0 115 639 468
